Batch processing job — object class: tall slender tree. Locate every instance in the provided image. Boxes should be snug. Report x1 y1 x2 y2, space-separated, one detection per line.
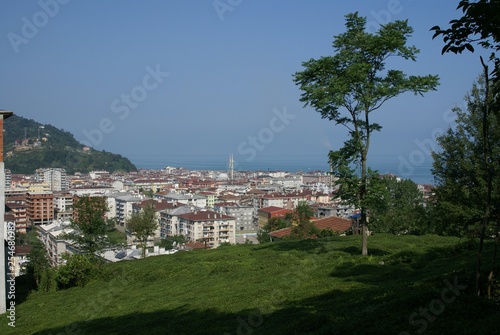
294 12 439 255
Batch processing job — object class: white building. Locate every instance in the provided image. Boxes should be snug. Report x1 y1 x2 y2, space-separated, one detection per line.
53 192 73 221
71 186 115 196
159 193 207 208
177 210 236 248
115 194 145 226
42 168 69 191
37 221 78 266
160 205 197 238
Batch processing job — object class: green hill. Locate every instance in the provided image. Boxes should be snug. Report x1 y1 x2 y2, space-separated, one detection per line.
3 115 137 174
2 235 499 335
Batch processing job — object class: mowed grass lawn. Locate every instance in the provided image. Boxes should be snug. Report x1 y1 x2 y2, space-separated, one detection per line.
2 234 499 335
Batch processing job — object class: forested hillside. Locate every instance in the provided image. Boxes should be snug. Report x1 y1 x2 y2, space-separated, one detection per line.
3 115 136 174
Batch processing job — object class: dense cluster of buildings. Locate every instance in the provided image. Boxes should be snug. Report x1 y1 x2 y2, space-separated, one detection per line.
5 166 368 272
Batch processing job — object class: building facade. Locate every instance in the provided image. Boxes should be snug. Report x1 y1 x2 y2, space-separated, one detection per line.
42 168 69 191
26 192 54 227
176 211 236 248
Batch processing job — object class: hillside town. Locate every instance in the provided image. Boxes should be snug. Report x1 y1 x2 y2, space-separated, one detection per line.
5 165 434 276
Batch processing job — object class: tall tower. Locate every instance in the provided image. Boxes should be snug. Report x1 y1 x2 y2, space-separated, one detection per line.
228 154 234 185
1 110 13 314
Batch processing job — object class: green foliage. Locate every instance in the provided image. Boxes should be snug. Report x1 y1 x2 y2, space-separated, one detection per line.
24 230 50 288
294 12 439 255
318 228 338 238
265 214 292 232
431 0 500 56
159 235 186 249
432 77 500 237
38 268 58 294
290 201 318 239
126 203 159 258
65 196 110 256
57 254 102 288
4 115 136 174
370 176 431 235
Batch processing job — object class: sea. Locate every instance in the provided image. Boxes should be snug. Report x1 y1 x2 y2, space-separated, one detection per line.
128 153 435 185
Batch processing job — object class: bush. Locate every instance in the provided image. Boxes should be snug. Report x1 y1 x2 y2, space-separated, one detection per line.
57 254 102 288
319 228 338 238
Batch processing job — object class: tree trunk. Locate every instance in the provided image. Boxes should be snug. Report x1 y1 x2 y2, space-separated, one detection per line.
360 109 370 257
361 154 368 257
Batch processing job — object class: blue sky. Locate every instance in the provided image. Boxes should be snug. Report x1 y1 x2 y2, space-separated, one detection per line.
0 0 489 180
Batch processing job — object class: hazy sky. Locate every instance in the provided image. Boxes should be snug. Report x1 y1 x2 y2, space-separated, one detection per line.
0 0 490 179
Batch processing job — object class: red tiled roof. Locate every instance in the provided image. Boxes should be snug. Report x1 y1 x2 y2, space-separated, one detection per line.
313 216 352 232
268 227 293 238
186 241 207 249
258 206 289 214
136 199 178 211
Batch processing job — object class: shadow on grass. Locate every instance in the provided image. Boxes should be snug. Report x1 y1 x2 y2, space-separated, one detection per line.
330 245 478 287
29 287 500 335
28 303 342 335
15 275 35 305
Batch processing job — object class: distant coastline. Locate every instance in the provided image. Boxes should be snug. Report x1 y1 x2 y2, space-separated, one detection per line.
129 153 434 185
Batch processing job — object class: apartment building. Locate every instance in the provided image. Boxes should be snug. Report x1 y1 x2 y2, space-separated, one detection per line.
5 169 11 190
159 205 195 238
158 192 207 208
41 168 69 191
5 203 27 233
115 194 144 226
5 193 28 233
53 192 74 221
37 222 78 266
214 203 255 232
176 210 236 248
26 192 54 227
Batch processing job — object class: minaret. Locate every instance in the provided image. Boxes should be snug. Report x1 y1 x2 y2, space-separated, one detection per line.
1 110 13 314
228 154 234 185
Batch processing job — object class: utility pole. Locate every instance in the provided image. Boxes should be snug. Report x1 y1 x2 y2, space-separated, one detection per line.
1 110 13 314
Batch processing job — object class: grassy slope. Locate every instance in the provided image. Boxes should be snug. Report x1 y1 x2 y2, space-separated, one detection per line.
2 234 499 335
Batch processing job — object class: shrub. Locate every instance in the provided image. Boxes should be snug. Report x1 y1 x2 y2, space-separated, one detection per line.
57 254 102 288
